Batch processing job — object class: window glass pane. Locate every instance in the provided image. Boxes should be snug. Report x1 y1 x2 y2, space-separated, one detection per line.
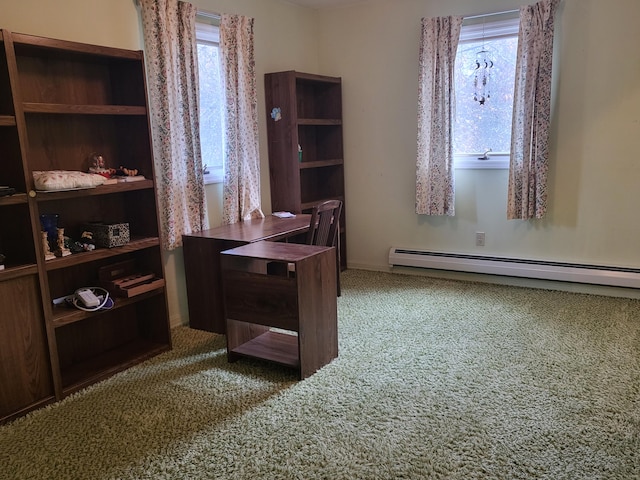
454 35 518 154
197 41 224 178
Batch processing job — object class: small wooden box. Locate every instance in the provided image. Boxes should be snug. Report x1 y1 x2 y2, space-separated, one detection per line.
99 260 165 297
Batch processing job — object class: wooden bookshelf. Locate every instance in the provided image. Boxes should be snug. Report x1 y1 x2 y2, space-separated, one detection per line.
0 29 171 424
265 71 347 270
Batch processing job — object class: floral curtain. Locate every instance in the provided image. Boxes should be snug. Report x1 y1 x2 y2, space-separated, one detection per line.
139 0 208 250
416 16 463 216
220 14 264 224
507 0 561 219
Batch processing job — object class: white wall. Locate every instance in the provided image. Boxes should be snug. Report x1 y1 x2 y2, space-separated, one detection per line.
1 0 143 49
317 0 640 273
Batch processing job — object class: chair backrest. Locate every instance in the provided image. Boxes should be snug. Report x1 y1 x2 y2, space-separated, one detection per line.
306 199 342 247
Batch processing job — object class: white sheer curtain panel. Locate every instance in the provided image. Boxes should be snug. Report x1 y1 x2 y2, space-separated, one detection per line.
416 16 463 216
507 0 561 219
139 0 208 250
220 14 264 224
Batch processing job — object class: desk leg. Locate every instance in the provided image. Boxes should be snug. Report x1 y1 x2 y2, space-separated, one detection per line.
297 251 338 379
183 236 243 333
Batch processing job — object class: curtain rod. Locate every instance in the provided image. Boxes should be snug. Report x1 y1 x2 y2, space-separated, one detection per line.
464 8 519 20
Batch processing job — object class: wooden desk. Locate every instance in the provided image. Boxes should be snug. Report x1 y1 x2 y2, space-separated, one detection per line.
182 215 311 333
221 241 337 379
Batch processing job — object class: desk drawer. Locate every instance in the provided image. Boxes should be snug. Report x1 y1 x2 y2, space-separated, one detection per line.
222 270 299 331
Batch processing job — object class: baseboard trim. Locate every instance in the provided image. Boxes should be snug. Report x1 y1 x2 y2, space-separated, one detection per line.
347 263 640 300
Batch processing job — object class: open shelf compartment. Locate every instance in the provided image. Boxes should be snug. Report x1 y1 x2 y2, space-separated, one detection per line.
56 293 170 394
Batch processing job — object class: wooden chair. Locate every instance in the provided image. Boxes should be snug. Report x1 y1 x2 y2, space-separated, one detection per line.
307 199 343 296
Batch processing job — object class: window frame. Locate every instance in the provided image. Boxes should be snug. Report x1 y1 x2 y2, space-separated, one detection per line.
195 17 224 185
454 15 519 170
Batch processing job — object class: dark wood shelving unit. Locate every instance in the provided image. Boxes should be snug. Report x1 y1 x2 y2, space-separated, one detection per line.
300 196 346 212
297 118 342 125
0 263 38 281
34 180 155 202
265 70 347 269
60 339 167 395
43 237 160 271
0 29 171 424
23 103 146 115
0 114 15 125
0 192 28 205
51 287 165 328
299 159 344 169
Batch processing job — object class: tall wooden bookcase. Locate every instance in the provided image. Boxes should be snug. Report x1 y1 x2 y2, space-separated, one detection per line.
264 71 347 269
0 30 171 424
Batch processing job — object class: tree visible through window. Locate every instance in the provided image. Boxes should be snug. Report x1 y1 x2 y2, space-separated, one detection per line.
454 16 519 168
196 18 224 183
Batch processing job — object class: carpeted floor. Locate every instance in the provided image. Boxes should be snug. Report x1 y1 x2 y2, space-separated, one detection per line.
1 269 639 479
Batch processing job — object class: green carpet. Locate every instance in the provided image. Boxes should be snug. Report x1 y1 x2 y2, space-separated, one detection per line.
1 270 639 479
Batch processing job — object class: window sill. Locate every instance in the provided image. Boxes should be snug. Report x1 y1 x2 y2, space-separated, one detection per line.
454 154 509 170
203 169 223 185
204 173 224 185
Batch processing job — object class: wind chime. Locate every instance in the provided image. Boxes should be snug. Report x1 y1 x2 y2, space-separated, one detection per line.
473 21 494 105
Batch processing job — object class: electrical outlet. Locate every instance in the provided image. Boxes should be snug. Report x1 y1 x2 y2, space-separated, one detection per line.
475 232 485 247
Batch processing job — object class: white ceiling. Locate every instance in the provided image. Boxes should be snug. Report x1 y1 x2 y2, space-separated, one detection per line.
284 0 370 9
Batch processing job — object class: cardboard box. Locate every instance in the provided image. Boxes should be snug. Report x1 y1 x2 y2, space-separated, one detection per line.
84 222 130 248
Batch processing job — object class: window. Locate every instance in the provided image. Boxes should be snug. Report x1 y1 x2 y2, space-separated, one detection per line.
454 16 519 169
196 16 224 184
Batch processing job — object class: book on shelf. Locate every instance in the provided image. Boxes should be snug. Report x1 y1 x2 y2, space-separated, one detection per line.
117 175 145 183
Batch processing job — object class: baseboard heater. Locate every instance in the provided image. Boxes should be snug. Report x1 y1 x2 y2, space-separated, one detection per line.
388 247 640 289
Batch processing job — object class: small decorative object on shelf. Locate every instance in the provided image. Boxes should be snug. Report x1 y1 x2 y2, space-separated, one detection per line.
40 213 59 244
42 231 55 260
116 166 139 176
54 228 72 257
0 253 5 270
69 231 96 254
114 166 144 183
88 152 115 178
75 231 96 252
88 153 118 185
